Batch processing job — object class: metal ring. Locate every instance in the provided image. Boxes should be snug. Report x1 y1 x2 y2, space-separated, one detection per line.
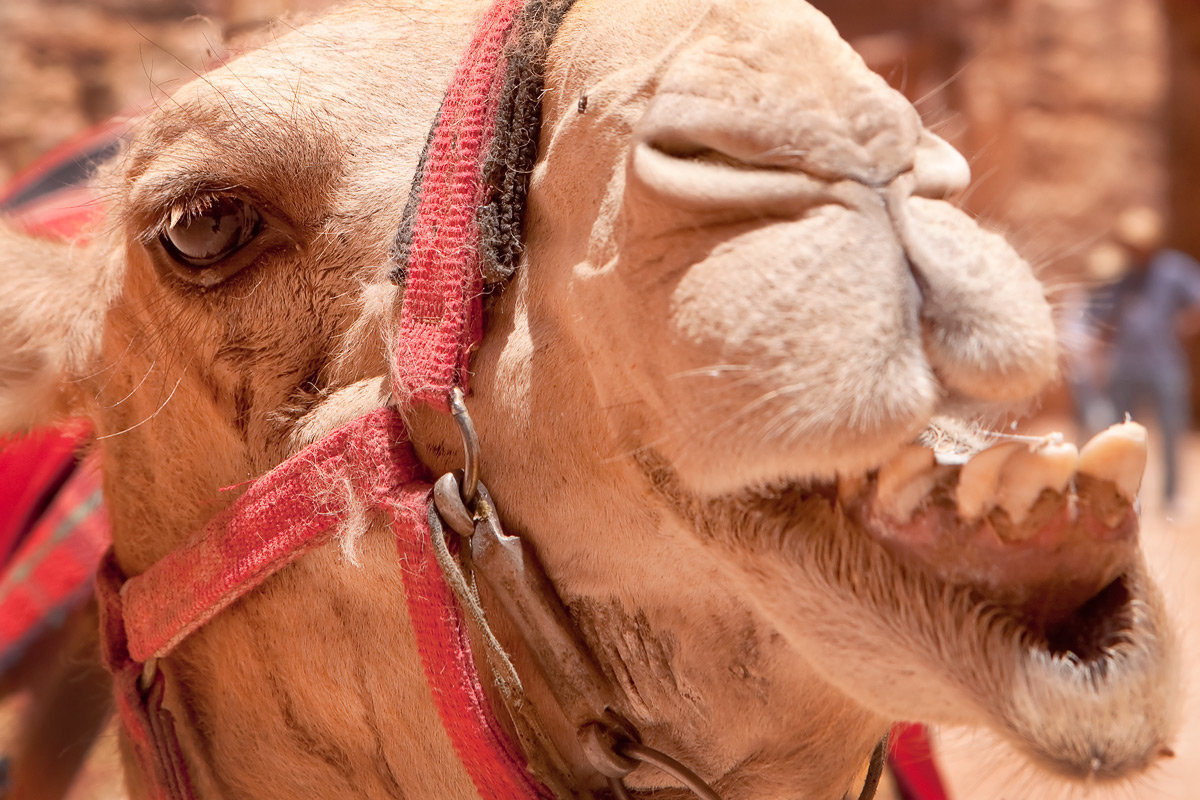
579 723 639 779
448 388 480 505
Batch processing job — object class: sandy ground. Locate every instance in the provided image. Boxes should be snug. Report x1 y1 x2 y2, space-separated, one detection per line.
6 426 1200 800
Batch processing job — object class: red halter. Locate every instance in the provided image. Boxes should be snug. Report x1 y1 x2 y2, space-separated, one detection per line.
96 1 553 797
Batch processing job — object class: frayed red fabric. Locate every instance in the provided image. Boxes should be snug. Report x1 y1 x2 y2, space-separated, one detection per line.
111 405 551 799
120 409 417 662
392 0 526 409
102 0 555 795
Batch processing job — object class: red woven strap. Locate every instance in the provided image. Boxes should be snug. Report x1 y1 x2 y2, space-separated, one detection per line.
110 2 557 795
98 552 194 800
114 406 548 798
121 408 418 662
392 0 526 411
390 494 553 800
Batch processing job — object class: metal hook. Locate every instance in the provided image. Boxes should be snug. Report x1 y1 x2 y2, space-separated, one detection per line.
448 387 480 505
580 723 723 800
433 472 476 538
614 739 723 800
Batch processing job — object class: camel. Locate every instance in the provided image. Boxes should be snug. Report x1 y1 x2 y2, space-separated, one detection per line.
0 0 1179 798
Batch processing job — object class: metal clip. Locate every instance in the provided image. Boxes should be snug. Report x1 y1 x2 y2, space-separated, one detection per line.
448 387 480 505
433 472 475 538
433 387 732 800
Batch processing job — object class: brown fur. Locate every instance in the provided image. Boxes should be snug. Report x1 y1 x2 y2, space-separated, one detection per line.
0 1 1178 798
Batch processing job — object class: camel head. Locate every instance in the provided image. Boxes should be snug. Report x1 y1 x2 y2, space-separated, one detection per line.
0 1 1177 798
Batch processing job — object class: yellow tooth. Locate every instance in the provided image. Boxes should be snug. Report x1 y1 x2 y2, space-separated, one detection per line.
955 441 1022 520
996 441 1079 531
1077 421 1148 502
875 445 937 521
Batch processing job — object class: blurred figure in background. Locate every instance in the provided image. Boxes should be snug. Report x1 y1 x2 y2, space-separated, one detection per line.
1063 242 1124 442
1098 206 1200 515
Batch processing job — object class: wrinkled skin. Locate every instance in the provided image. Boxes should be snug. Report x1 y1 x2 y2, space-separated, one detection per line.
0 1 1178 799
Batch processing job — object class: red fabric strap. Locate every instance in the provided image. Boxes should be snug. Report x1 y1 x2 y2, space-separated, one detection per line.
121 408 417 662
389 493 554 799
115 406 549 799
98 552 195 800
888 723 950 800
391 0 525 411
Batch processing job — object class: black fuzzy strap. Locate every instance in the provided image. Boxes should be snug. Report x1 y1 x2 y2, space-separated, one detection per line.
390 0 577 288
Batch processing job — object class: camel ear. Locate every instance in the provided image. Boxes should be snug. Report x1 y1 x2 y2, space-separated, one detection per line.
0 223 105 432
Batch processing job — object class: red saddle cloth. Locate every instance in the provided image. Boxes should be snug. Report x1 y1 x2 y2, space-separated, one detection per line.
0 121 116 671
0 427 108 672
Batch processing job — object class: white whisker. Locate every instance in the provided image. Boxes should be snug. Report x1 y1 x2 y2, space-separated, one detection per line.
95 373 185 440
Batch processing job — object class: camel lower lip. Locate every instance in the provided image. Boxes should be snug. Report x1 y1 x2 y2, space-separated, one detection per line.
997 559 1177 781
833 428 1145 631
854 493 1139 630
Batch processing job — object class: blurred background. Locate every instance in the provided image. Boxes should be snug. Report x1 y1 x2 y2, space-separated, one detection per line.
4 0 1199 406
1 0 1199 798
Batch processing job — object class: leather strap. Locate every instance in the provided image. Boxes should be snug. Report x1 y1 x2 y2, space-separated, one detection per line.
105 408 551 800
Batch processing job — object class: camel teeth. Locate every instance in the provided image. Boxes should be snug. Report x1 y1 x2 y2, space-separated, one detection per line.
995 440 1079 532
1077 421 1148 502
955 441 1021 520
875 445 938 521
933 449 971 466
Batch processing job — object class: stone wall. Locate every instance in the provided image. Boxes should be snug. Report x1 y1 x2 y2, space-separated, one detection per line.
1165 0 1200 414
0 0 329 185
1167 0 1200 259
0 0 217 184
0 0 1182 275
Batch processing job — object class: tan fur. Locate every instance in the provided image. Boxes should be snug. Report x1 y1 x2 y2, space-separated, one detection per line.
0 1 1177 798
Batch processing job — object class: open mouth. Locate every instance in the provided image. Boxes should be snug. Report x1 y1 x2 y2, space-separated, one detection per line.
815 420 1174 779
840 421 1145 639
680 418 1175 779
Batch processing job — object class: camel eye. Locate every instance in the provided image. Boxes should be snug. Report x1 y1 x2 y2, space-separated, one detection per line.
160 195 262 269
